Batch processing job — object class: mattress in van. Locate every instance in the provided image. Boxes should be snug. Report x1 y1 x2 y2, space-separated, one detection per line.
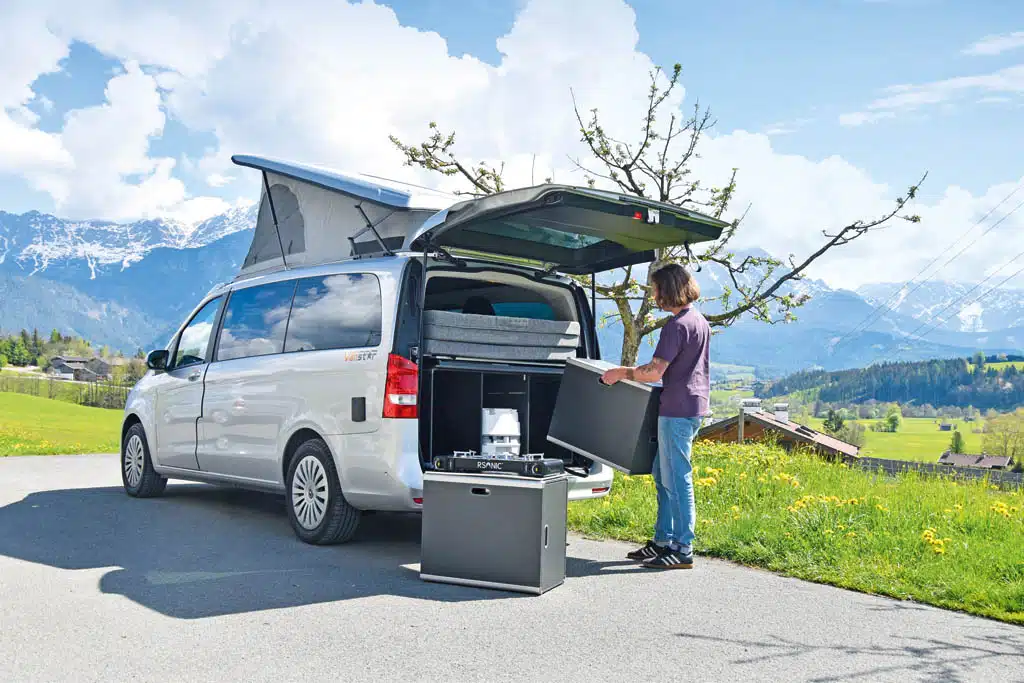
422 310 581 362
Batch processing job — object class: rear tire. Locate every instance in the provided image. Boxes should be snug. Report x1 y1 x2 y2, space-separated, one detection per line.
121 424 167 498
285 438 360 544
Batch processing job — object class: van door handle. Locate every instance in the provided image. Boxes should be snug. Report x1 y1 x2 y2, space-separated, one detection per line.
188 371 201 382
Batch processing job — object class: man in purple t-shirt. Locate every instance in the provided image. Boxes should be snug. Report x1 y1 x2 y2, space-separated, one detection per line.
601 263 710 570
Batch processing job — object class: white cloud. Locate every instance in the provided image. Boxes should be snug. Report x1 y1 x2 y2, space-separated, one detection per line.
963 31 1024 57
839 111 896 127
840 64 1024 125
205 173 233 188
762 118 814 136
0 6 74 176
2 0 1023 291
24 62 230 221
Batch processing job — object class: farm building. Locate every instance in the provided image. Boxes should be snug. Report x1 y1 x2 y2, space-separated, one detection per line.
49 356 112 382
698 400 860 460
937 452 1012 470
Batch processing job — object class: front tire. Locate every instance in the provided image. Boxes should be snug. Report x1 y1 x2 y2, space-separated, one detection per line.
285 438 360 544
121 424 167 498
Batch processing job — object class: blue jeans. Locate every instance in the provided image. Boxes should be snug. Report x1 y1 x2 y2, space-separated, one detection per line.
652 416 702 550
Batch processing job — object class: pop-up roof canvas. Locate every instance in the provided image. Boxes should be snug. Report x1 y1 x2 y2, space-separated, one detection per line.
231 155 452 279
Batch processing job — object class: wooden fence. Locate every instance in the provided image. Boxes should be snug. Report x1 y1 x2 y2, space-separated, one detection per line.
846 455 1023 489
0 373 133 410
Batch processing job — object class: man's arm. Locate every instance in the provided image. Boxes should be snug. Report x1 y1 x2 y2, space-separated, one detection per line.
601 357 669 385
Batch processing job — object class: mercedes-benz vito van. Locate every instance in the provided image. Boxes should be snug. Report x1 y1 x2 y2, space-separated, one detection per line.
120 155 726 544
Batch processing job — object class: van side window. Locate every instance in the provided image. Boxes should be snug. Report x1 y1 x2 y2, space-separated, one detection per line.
172 297 223 369
285 274 382 352
216 280 297 362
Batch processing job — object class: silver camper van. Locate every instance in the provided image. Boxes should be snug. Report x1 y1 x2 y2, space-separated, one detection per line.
120 155 727 544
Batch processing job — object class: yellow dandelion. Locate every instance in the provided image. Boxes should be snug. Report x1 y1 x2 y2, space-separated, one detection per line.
846 531 857 539
875 504 889 513
730 505 740 513
823 529 834 535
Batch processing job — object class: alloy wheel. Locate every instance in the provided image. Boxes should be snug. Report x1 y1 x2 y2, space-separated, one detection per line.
291 455 329 530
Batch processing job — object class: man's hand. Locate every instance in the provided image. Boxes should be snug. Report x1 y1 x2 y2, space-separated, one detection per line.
601 359 670 386
601 368 627 385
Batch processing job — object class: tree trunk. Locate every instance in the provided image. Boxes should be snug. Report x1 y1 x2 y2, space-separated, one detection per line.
620 332 641 367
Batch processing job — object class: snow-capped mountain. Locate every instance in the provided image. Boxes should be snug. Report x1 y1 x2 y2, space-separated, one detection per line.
857 281 1024 335
0 205 256 279
1 207 1021 373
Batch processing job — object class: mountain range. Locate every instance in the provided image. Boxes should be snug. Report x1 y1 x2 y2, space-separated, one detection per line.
1 208 1021 375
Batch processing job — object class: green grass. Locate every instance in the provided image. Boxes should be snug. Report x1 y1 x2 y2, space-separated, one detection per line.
967 360 1024 373
805 417 984 463
568 440 1024 625
710 389 753 404
0 371 90 404
0 393 122 456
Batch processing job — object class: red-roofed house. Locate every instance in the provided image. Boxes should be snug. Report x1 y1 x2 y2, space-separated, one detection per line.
698 401 860 460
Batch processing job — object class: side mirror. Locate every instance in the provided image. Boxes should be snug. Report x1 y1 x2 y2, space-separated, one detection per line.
146 349 169 371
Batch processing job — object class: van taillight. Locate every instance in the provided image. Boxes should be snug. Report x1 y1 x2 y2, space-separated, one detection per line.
383 353 418 419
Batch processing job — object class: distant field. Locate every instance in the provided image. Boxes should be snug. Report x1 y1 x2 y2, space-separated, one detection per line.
711 388 753 403
711 363 756 383
0 393 121 456
806 416 984 463
967 360 1024 373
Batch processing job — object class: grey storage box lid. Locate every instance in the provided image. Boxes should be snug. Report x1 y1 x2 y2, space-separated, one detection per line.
546 358 662 475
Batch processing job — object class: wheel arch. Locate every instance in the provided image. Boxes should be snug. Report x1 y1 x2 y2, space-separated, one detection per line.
121 413 143 443
281 427 328 485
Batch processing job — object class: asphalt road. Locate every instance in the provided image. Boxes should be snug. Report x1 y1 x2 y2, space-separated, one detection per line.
1 454 1021 683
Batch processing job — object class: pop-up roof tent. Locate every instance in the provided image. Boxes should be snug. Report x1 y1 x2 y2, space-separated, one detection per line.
231 155 729 279
231 155 454 279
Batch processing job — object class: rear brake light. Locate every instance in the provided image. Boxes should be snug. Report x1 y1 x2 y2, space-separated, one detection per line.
383 353 418 419
413 497 423 505
592 487 610 494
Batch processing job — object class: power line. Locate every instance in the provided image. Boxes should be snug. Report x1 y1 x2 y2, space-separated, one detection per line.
832 182 1024 349
859 245 1024 368
905 252 1024 346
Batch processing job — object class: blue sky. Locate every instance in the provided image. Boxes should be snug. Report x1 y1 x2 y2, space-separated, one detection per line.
385 0 1024 195
2 0 1022 287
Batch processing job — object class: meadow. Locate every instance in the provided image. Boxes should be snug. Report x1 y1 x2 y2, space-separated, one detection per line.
0 393 122 456
568 440 1024 624
967 360 1024 373
806 416 985 463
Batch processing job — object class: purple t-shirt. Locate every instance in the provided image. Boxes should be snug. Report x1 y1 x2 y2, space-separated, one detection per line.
652 306 711 418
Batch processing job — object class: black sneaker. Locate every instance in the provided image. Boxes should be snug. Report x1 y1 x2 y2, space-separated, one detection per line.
642 547 694 570
626 540 663 561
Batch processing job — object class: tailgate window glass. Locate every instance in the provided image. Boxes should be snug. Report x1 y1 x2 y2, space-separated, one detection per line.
471 220 603 250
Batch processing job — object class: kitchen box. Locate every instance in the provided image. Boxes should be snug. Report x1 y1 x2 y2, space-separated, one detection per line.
545 358 662 475
420 470 568 595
